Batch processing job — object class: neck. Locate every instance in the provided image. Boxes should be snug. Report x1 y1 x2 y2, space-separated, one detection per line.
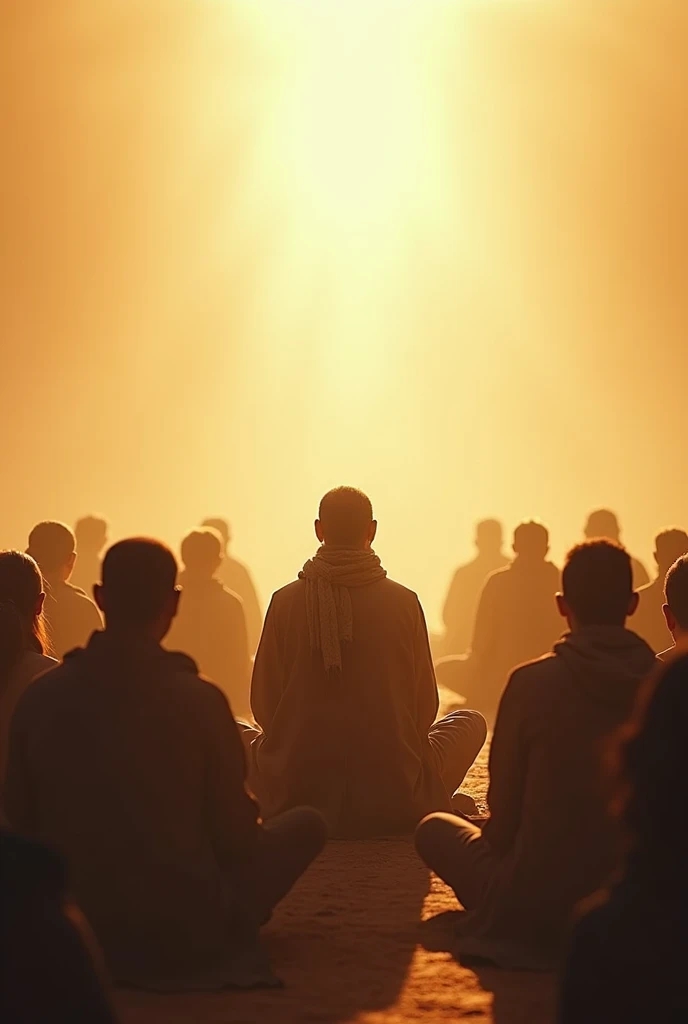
104 621 163 645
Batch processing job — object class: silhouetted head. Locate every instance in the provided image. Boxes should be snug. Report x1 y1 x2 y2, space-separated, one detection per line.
27 521 76 583
620 655 688 858
663 554 688 643
315 487 377 549
74 516 109 556
202 517 231 550
181 528 223 579
557 540 637 629
653 527 688 575
512 520 549 561
0 551 49 685
584 508 621 543
94 539 179 641
475 519 504 556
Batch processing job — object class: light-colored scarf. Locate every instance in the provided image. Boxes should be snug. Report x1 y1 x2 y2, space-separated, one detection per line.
299 546 387 674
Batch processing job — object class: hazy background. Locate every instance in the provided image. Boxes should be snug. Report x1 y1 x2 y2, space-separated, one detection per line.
2 0 687 628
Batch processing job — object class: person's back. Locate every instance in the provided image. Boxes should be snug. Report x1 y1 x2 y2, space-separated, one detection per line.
165 529 250 717
584 508 649 590
248 488 486 837
416 541 656 969
27 521 102 659
4 539 325 990
442 519 510 656
470 521 561 721
202 518 263 653
632 528 688 653
71 516 109 597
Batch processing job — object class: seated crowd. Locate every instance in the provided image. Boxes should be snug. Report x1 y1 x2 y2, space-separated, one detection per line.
0 488 687 1021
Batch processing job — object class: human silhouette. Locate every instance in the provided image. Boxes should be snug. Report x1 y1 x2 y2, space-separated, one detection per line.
468 520 561 723
243 487 487 838
442 519 510 656
632 528 688 653
3 538 326 990
26 522 102 659
165 528 251 718
416 540 656 970
658 553 688 660
584 508 649 590
1 829 116 1023
71 516 109 596
201 518 263 653
559 655 688 1022
0 551 56 784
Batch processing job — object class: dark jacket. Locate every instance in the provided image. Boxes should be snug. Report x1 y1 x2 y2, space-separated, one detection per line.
3 631 275 990
458 626 656 968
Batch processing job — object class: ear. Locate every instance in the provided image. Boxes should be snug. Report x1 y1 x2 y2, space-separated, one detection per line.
315 519 324 544
171 587 181 619
663 603 677 634
67 551 77 571
369 520 378 545
627 591 640 617
35 592 45 617
555 593 569 620
93 583 105 614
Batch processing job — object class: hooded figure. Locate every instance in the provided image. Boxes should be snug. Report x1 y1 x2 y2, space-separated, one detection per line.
416 542 656 970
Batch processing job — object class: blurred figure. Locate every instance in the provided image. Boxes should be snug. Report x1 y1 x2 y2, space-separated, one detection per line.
202 518 262 653
632 528 688 653
245 487 487 838
659 554 688 660
165 528 250 718
0 552 56 784
416 541 656 970
71 516 109 596
468 520 561 722
442 519 509 656
559 655 688 1022
1 829 116 1023
584 508 649 589
4 539 325 990
26 521 102 659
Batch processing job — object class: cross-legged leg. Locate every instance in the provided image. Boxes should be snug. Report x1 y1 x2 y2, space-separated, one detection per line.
415 812 497 911
428 709 487 795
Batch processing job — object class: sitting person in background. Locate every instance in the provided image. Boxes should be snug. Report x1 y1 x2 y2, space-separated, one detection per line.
71 516 109 596
202 517 263 654
245 487 487 838
0 551 56 785
165 528 251 718
658 554 688 660
415 541 656 970
583 508 649 590
442 519 509 656
1 828 116 1023
3 539 326 991
632 528 688 653
464 520 561 723
559 655 688 1022
26 521 102 659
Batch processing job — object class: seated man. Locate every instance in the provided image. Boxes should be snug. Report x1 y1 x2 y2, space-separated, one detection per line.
633 528 688 653
202 518 263 654
442 519 509 657
415 541 656 970
71 516 109 596
659 554 688 660
27 521 102 659
245 487 487 838
4 539 326 991
583 508 649 589
165 528 251 718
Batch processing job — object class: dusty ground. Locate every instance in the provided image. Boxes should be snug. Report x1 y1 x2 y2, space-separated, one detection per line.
117 731 557 1024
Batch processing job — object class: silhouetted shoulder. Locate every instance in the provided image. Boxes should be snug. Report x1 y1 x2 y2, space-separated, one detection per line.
504 653 559 700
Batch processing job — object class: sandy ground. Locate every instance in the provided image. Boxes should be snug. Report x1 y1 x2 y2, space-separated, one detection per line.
117 727 557 1024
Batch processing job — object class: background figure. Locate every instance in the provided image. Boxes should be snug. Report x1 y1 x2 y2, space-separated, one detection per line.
202 518 263 653
0 551 56 784
660 554 688 660
71 516 109 597
26 522 102 660
165 528 250 718
584 509 649 590
559 655 688 1023
632 528 688 653
467 520 561 723
442 519 509 656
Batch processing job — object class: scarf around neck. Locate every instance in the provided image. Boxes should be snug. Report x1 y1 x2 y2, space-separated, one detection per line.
299 546 387 674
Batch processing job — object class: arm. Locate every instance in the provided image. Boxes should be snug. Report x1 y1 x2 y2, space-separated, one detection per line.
249 597 283 733
204 685 263 866
442 570 461 631
481 667 529 854
470 573 496 663
226 594 251 716
414 598 440 731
